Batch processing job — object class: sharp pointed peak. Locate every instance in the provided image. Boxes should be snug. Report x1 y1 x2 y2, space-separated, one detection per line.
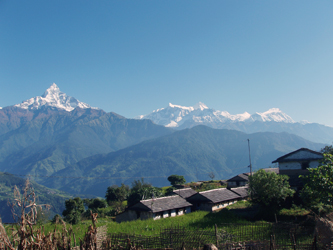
193 102 208 110
42 83 61 97
14 83 98 111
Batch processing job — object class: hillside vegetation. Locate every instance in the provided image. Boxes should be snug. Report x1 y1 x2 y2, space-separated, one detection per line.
0 172 72 223
48 125 324 196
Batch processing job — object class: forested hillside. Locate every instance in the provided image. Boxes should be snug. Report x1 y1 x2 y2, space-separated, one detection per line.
0 172 72 223
47 125 324 197
0 106 172 181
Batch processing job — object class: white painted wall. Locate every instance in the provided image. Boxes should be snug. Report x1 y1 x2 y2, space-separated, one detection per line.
279 160 321 170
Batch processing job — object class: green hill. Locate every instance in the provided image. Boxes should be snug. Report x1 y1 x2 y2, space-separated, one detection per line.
0 107 172 181
48 126 324 197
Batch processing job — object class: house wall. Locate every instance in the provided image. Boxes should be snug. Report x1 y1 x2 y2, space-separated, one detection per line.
185 207 191 214
178 209 184 215
116 210 137 223
211 199 238 211
118 206 192 222
196 199 239 212
227 181 247 188
163 211 169 218
153 213 162 220
279 160 320 170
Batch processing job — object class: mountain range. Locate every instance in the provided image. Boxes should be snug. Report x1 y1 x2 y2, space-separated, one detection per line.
138 102 333 144
0 84 329 199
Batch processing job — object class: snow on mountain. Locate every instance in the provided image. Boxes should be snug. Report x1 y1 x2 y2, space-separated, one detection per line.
137 102 295 128
14 83 97 111
249 108 294 123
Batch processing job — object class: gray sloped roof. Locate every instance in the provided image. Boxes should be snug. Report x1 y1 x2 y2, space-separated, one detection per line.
230 186 249 198
272 148 323 163
227 173 249 182
172 188 197 199
129 195 192 213
187 188 241 204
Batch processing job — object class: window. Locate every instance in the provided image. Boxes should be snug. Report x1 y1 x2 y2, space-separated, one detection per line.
301 162 309 170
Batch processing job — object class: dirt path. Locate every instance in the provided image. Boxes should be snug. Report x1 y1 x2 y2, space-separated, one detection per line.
96 225 107 249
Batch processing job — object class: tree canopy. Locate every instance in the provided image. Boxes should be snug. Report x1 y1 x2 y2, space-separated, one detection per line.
62 197 85 224
167 175 186 186
249 169 295 212
127 178 162 207
105 183 130 204
300 153 333 213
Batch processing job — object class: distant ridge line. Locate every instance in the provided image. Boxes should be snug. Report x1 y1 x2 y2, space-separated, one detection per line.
0 172 191 180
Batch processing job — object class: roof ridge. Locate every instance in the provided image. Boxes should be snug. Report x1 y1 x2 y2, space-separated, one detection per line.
140 195 180 202
199 187 227 194
173 188 193 191
272 148 323 163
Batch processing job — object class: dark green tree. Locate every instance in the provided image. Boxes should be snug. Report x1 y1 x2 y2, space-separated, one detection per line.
320 145 333 154
249 169 295 212
85 198 107 212
167 175 186 186
127 178 163 207
62 197 85 224
300 153 333 213
105 183 130 204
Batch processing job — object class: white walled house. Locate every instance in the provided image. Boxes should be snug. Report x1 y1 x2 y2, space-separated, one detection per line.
272 148 323 190
116 195 192 223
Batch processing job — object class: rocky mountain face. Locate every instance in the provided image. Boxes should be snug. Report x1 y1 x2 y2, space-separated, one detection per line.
138 102 333 144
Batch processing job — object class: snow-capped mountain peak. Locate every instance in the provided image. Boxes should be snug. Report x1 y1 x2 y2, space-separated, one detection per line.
137 103 295 129
14 83 96 111
252 108 295 123
193 102 209 110
168 103 194 111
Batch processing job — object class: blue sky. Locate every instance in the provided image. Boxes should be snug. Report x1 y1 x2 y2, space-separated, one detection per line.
1 1 333 126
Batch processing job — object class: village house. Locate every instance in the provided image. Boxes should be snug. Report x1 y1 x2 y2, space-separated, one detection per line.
187 187 243 212
272 148 323 190
116 195 192 223
226 168 278 188
226 173 249 188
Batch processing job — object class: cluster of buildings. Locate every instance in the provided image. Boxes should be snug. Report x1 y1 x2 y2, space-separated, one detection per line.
116 148 323 223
